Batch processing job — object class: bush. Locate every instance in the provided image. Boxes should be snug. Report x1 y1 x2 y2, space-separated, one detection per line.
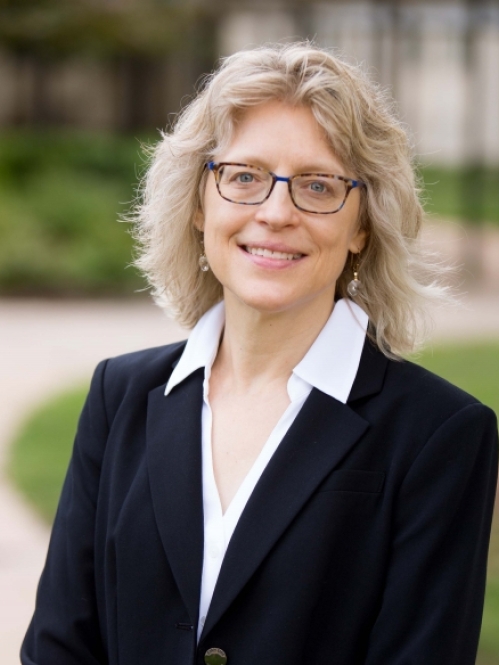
420 164 499 224
0 131 151 296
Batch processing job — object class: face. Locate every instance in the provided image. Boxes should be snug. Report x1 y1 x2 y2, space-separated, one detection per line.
195 101 367 317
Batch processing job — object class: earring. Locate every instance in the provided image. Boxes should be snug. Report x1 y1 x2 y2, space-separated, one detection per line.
198 238 210 272
198 254 210 272
347 253 362 297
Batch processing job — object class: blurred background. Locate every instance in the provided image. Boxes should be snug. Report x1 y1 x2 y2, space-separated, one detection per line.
1 0 499 295
1 1 498 663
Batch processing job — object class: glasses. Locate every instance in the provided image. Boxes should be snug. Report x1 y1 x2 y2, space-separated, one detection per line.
207 162 365 215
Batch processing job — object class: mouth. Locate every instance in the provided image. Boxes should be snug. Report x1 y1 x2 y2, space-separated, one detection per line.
242 245 304 261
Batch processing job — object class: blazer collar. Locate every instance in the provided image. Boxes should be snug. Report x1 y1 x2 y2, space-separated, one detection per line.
348 335 389 403
146 333 389 634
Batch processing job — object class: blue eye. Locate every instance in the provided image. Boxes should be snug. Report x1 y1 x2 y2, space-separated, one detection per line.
310 181 326 193
237 173 255 183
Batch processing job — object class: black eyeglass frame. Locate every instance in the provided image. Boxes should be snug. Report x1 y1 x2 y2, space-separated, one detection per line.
206 161 366 214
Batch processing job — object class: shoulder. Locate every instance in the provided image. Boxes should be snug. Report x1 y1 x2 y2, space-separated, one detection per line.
104 341 187 384
353 346 498 480
90 341 187 415
386 355 476 405
354 337 485 414
354 338 496 435
383 353 496 430
387 356 475 403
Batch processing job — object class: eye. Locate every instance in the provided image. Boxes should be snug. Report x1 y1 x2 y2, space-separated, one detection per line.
301 178 333 196
236 172 255 184
221 167 263 185
309 181 326 193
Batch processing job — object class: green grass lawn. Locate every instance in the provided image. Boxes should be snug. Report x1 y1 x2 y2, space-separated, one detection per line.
7 341 499 661
8 385 89 523
416 342 499 416
416 343 499 663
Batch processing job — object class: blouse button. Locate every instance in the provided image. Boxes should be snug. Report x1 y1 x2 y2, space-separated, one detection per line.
204 647 227 665
208 543 221 558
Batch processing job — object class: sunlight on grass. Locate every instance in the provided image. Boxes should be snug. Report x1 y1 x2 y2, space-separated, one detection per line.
415 342 499 416
7 386 87 523
479 578 499 662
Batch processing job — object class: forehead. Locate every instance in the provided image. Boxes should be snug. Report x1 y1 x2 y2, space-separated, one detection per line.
219 101 345 173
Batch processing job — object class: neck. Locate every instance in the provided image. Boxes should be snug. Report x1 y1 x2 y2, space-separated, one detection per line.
212 292 336 394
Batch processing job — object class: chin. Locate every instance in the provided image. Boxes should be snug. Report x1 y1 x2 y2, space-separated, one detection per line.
225 290 293 314
230 289 313 316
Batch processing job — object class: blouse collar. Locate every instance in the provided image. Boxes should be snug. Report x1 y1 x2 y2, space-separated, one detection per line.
165 298 368 405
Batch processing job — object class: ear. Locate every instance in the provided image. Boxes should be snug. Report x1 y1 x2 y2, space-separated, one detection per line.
193 208 205 232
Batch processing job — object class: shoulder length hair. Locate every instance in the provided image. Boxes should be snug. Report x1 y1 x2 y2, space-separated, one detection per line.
132 42 450 357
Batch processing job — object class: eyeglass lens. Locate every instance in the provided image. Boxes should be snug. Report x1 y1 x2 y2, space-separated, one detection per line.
215 164 349 214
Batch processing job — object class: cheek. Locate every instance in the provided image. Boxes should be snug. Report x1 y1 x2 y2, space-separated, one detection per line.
315 231 353 280
204 202 248 246
316 227 350 258
203 215 232 251
203 229 222 270
199 181 225 232
202 213 239 275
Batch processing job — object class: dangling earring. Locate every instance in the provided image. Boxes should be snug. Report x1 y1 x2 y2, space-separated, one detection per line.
198 238 210 272
198 254 210 272
347 253 362 297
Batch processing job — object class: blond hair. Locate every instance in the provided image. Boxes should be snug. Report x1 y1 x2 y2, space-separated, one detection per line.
133 42 449 357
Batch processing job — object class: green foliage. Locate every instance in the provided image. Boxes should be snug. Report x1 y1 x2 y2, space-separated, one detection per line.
0 130 141 183
0 131 150 296
420 165 499 225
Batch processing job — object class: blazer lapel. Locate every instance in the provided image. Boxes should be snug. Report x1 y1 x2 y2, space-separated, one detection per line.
144 335 389 634
146 368 205 626
348 336 389 403
202 389 369 639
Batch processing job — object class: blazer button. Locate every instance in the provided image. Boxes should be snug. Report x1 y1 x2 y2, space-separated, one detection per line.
204 647 227 665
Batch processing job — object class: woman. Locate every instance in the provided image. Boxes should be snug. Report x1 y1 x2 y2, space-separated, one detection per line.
23 44 498 665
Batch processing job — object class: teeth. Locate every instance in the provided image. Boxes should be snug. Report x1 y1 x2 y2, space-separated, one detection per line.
246 246 302 260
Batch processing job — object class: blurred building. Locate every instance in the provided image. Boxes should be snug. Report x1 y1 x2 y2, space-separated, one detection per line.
0 0 498 166
219 1 499 167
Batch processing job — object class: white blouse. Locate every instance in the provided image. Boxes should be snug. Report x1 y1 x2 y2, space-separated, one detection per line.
164 298 368 641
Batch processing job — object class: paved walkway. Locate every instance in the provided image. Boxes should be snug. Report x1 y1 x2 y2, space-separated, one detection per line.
1 221 498 664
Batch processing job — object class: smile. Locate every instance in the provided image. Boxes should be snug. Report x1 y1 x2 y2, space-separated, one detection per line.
243 246 304 261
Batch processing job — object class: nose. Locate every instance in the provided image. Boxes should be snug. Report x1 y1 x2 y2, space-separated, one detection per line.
254 179 299 228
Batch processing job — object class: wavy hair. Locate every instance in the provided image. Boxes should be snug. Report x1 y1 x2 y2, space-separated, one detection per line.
132 42 450 357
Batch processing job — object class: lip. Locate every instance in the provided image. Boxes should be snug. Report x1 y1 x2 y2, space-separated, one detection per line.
239 241 306 255
238 241 307 270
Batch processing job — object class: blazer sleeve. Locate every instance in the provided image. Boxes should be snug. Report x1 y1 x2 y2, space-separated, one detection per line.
21 359 110 665
365 402 498 665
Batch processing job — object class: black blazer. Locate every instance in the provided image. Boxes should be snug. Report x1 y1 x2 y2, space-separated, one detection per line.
22 339 498 665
